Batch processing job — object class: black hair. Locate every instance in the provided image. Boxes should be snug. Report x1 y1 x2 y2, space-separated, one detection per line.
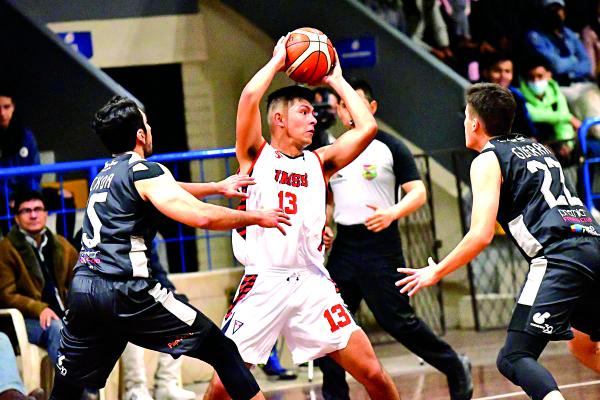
314 86 341 103
466 83 516 136
266 85 314 111
520 55 552 76
347 78 374 102
480 52 514 74
92 95 146 154
10 189 46 214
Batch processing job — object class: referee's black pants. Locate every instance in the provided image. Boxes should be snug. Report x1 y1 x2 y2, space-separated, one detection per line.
319 224 463 400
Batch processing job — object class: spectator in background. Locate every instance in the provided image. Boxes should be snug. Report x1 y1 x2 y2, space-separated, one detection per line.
0 190 77 378
581 0 600 81
519 57 579 162
526 0 600 138
480 53 537 137
411 0 454 62
0 90 75 241
0 332 44 400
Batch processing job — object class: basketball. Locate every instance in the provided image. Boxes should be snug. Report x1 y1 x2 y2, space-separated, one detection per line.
284 27 336 85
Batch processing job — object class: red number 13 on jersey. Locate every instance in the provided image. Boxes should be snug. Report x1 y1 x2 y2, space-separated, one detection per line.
324 304 352 332
278 191 298 214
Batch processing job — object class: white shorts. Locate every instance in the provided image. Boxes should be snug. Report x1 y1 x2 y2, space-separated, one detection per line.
221 267 359 365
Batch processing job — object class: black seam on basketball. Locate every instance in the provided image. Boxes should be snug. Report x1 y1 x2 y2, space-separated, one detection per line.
307 40 323 84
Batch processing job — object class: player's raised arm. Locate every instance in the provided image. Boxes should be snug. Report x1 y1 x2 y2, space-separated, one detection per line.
236 36 288 171
135 163 290 233
397 151 501 296
178 174 255 199
316 58 377 180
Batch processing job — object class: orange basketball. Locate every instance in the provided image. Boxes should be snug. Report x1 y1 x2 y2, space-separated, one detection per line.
284 27 336 85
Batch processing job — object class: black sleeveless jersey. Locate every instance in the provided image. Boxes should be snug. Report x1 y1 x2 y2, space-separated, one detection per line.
481 135 600 262
76 152 164 278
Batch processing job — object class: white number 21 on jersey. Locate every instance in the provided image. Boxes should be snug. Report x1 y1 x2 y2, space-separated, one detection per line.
527 157 583 208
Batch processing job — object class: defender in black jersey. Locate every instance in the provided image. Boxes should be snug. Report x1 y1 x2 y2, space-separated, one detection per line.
49 96 290 400
397 83 600 400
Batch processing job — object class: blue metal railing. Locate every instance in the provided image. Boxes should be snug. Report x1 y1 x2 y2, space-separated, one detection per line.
0 147 238 271
578 118 600 211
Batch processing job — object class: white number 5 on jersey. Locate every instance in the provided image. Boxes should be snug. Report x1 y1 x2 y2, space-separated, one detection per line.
82 192 108 248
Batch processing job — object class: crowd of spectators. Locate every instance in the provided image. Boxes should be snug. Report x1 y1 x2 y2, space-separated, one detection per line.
364 0 600 176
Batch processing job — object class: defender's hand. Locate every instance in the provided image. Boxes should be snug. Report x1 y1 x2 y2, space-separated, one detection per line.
365 204 395 232
396 257 441 297
217 174 255 198
256 208 291 235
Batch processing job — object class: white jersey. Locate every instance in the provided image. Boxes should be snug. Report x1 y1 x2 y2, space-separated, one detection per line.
232 142 328 276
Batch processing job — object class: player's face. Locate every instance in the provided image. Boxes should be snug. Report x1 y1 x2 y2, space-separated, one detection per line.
464 105 478 150
286 98 317 148
140 111 153 157
0 96 15 129
14 199 47 235
489 60 513 89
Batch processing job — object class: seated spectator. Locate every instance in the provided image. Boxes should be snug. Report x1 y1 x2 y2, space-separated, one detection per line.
480 53 537 137
519 57 580 162
0 190 77 379
526 0 600 138
0 90 75 240
581 0 600 80
0 332 44 400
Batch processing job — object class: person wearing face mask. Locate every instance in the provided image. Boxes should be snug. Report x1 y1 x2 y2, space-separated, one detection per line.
519 57 579 162
526 0 600 141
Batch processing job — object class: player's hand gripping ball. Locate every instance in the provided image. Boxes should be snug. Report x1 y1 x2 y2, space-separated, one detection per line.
284 27 336 85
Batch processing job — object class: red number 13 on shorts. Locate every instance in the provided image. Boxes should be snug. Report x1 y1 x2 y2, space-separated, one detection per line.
278 191 297 214
324 304 351 332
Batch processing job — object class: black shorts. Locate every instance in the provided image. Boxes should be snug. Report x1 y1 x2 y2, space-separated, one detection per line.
509 238 600 342
56 268 215 388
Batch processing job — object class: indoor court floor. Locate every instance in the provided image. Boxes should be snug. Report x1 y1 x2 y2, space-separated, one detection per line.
191 329 600 399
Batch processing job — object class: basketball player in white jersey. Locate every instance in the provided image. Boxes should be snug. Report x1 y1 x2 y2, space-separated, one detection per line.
203 37 401 400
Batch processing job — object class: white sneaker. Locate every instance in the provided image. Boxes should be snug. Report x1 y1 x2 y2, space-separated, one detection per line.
123 385 154 400
154 383 196 400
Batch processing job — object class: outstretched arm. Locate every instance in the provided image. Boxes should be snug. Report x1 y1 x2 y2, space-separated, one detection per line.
135 164 290 233
178 174 255 199
316 57 377 180
396 151 501 296
236 36 288 172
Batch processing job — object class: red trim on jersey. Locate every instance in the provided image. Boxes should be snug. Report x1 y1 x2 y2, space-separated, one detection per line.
241 140 267 175
312 150 328 185
328 278 340 293
225 274 258 319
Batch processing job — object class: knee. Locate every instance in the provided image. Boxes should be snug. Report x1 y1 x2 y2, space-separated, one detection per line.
0 332 11 347
496 347 516 381
358 362 388 386
48 319 63 338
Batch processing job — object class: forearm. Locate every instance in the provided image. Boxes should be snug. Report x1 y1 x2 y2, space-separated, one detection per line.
178 182 220 199
329 77 376 133
241 59 281 103
195 202 262 231
390 189 426 220
433 230 491 280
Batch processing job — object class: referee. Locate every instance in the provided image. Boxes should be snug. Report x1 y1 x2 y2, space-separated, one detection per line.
319 79 473 400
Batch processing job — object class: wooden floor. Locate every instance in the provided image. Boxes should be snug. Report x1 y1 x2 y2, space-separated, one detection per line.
191 329 600 399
